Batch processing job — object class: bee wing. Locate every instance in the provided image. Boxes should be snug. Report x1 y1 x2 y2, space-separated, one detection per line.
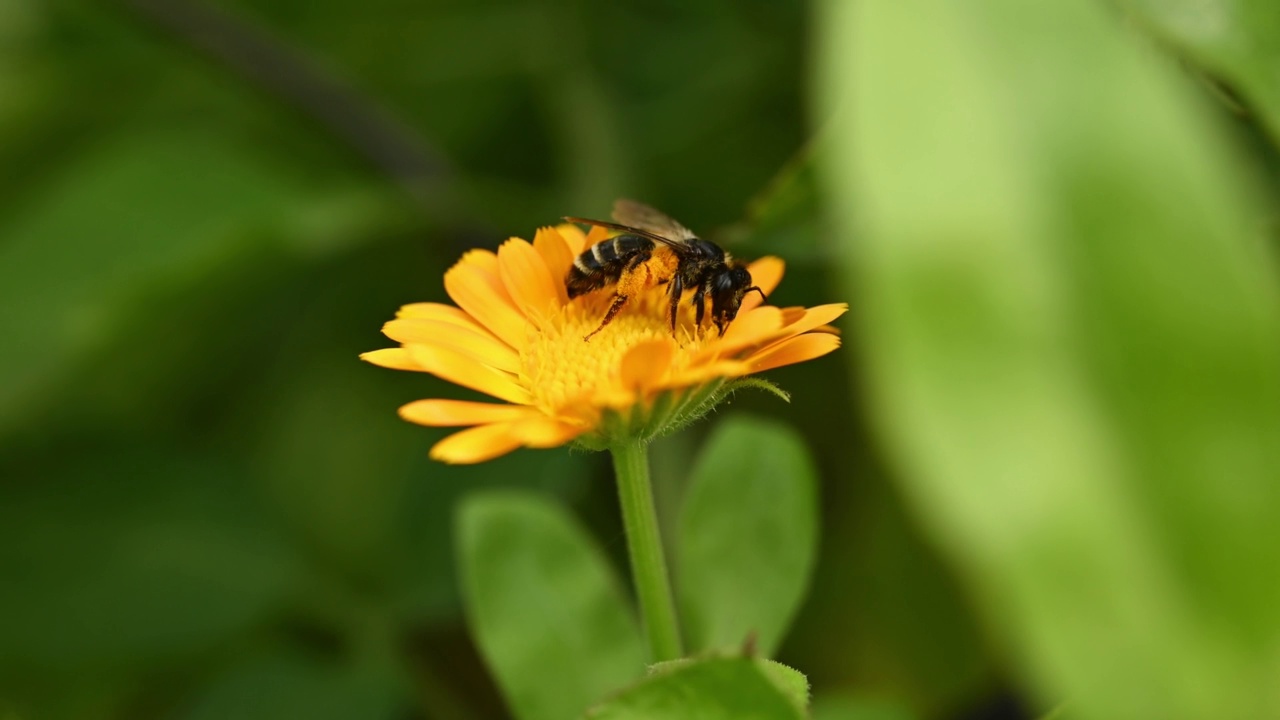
612 199 698 242
562 216 693 256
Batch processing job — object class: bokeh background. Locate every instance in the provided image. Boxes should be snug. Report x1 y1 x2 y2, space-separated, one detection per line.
3 0 1278 718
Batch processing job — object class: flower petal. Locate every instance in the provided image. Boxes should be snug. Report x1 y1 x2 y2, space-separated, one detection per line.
360 348 421 371
456 248 499 274
509 416 585 447
498 237 560 319
444 262 529 349
399 399 535 426
659 359 749 390
534 227 574 304
396 302 477 325
396 303 507 346
701 303 848 364
428 416 583 464
780 306 807 326
779 303 848 337
555 223 588 255
384 318 521 372
747 303 851 358
407 344 533 405
746 333 842 373
693 306 784 362
430 423 525 464
741 256 785 313
585 225 609 249
620 337 677 391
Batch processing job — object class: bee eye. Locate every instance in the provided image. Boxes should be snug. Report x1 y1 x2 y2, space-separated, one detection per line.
713 271 737 293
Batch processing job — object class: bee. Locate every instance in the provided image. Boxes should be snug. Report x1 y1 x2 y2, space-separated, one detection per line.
564 199 766 341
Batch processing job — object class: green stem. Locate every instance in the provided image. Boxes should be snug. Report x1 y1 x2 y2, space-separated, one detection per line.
610 440 683 662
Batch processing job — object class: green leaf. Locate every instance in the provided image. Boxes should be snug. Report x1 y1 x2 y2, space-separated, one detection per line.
387 448 591 625
676 416 818 656
820 1 1280 719
1118 0 1280 143
457 491 644 720
649 658 809 714
586 658 804 720
753 659 809 713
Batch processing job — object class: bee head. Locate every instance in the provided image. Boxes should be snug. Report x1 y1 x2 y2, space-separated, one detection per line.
709 264 766 336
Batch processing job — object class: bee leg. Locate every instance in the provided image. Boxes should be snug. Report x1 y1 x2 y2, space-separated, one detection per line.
693 284 707 327
667 274 684 334
584 294 628 341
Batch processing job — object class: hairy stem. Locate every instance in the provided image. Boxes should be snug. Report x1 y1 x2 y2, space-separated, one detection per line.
610 440 683 662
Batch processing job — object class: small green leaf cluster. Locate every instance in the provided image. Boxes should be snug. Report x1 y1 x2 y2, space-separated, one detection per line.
459 417 818 719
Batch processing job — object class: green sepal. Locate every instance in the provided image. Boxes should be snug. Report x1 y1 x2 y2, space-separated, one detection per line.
572 376 792 451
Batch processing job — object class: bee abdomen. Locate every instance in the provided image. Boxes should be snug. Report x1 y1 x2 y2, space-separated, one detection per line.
566 234 653 298
610 234 652 258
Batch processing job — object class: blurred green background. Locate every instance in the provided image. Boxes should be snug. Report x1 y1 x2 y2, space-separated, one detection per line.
3 0 1278 718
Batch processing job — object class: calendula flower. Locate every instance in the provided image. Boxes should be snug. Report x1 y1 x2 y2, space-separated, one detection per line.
361 223 845 463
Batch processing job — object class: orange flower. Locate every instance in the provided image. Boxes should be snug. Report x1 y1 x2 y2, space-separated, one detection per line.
361 224 846 463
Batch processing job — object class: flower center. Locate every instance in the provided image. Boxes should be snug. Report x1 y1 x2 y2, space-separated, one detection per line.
519 293 705 415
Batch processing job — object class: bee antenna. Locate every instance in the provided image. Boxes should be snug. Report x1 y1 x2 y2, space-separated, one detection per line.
747 286 767 301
